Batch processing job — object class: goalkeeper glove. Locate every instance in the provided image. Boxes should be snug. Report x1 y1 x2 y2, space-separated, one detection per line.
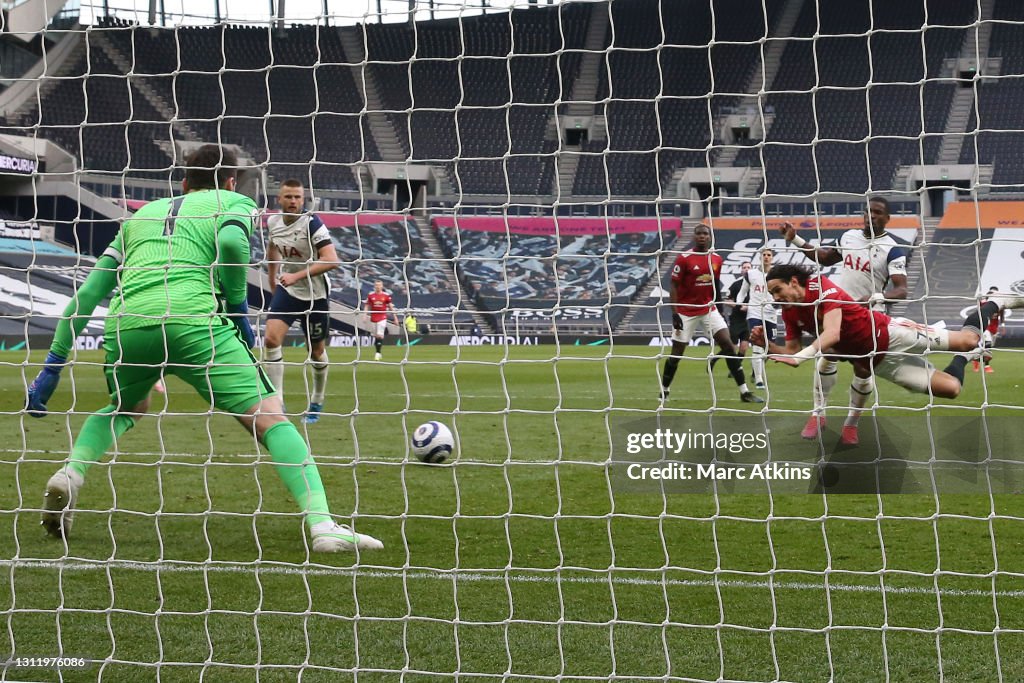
672 312 684 331
226 301 256 348
26 351 67 417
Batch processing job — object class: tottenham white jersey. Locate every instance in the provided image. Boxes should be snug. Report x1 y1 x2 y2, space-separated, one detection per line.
738 268 777 323
266 212 333 301
831 229 908 308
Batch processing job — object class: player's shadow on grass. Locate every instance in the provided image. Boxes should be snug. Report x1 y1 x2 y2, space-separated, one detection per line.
809 416 1024 495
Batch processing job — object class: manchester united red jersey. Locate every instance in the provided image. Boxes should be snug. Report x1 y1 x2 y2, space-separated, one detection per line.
782 275 891 361
366 291 392 322
670 251 722 317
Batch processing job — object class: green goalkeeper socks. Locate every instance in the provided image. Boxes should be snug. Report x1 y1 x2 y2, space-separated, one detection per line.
67 404 137 478
68 409 333 528
262 421 332 527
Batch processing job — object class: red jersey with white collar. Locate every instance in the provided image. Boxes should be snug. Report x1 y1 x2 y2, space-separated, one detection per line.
782 275 890 360
366 291 392 323
670 251 722 317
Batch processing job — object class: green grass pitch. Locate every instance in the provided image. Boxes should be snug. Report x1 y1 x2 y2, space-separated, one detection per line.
3 344 1024 682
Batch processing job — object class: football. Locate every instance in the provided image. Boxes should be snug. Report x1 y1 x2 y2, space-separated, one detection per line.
411 421 454 464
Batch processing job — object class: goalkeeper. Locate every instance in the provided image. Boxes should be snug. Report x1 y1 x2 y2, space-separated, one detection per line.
26 145 382 553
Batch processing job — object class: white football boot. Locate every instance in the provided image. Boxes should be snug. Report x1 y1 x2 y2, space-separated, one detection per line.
42 468 84 538
987 290 1024 312
310 521 384 552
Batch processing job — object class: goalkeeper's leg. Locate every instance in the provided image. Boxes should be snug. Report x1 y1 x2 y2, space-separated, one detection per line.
43 400 150 538
43 331 160 538
241 402 383 552
172 323 382 552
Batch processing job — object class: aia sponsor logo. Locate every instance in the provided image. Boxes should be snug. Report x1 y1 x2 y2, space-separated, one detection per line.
843 254 874 272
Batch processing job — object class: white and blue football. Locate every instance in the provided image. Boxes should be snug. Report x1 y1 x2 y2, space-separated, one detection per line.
412 421 454 464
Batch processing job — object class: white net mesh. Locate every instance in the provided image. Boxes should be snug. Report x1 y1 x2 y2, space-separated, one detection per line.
3 0 1024 680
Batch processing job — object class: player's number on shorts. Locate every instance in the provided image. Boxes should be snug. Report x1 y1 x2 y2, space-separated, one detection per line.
309 321 324 339
913 325 942 347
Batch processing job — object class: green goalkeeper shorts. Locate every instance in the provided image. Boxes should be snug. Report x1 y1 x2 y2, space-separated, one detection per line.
103 321 276 414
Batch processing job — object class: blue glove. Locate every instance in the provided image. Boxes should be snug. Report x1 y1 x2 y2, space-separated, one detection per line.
226 301 256 348
26 351 67 417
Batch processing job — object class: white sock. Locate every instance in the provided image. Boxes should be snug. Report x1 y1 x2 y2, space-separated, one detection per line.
813 358 838 416
751 346 766 384
265 346 284 393
310 352 328 405
845 375 874 427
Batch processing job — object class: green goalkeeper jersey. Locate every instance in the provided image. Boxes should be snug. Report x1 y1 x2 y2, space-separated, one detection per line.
102 189 257 333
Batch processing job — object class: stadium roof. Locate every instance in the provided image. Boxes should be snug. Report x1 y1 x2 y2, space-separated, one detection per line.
80 0 571 27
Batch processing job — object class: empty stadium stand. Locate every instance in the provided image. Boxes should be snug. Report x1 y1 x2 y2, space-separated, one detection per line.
432 215 678 331
738 0 973 196
8 0 1024 337
250 214 475 329
363 4 590 196
960 3 1024 191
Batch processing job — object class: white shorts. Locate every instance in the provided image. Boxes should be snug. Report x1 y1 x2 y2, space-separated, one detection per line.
374 320 388 337
874 318 950 394
672 309 728 344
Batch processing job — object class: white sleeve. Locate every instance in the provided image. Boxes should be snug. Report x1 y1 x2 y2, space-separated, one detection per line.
887 253 908 277
737 276 750 304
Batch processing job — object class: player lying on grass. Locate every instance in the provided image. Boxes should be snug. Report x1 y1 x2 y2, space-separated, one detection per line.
661 223 763 404
25 144 382 553
751 263 1024 444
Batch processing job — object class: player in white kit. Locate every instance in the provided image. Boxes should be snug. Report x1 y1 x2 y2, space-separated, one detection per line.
737 248 777 389
263 179 341 424
779 197 910 443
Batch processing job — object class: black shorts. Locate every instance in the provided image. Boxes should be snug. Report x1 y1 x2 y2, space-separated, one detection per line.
748 318 778 342
730 317 749 343
267 288 330 343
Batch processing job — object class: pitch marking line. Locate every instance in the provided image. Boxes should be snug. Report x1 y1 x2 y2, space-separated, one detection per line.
2 559 1022 599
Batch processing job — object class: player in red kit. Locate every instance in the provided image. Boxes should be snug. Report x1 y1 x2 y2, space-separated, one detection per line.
753 264 1024 444
661 223 763 404
365 280 399 361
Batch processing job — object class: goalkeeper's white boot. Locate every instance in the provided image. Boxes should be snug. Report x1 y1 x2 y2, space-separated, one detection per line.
310 521 384 552
42 467 84 539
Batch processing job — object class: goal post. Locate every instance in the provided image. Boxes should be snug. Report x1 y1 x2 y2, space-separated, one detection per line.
3 1 1024 681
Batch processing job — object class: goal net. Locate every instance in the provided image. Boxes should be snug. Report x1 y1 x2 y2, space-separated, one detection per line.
3 0 1024 680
